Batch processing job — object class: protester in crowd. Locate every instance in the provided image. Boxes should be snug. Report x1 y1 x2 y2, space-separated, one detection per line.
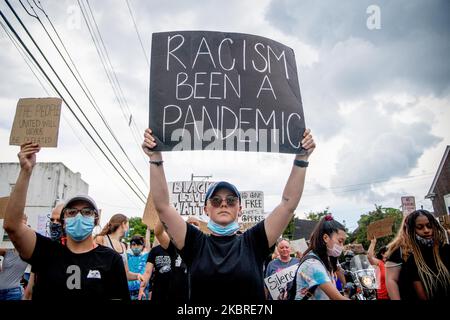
3 142 130 300
265 238 299 299
23 204 65 300
294 215 349 300
403 210 450 300
385 214 414 300
95 214 144 283
139 220 189 301
142 128 315 302
127 235 150 300
0 215 29 300
367 237 390 300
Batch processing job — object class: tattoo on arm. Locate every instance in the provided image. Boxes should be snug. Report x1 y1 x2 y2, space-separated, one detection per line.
282 196 290 203
160 220 178 247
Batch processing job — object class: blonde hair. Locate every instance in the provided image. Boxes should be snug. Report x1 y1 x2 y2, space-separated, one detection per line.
386 215 413 262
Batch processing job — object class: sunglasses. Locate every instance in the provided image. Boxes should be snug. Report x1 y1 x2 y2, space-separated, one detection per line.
49 218 60 223
63 208 97 218
209 195 239 208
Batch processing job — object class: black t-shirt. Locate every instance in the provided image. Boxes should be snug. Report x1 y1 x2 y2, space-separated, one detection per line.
387 247 415 300
405 243 450 300
180 221 270 302
25 232 130 300
147 243 188 302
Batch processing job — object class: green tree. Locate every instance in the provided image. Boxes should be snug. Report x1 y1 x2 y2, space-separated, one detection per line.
126 217 149 243
306 207 331 221
346 205 403 251
283 216 296 240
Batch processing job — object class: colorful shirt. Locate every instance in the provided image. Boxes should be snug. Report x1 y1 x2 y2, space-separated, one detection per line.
295 252 333 300
127 252 149 292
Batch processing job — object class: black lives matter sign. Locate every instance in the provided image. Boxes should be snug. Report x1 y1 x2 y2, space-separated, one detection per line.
149 31 305 154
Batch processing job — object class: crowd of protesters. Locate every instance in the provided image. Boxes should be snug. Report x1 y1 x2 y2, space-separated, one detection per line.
1 129 449 301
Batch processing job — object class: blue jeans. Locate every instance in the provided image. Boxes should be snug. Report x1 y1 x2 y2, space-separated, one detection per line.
0 287 23 300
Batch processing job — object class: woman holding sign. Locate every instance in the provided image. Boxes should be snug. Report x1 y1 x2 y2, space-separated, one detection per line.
141 127 315 302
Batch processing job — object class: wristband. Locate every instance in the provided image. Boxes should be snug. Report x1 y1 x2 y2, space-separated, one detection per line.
293 159 309 168
149 160 164 166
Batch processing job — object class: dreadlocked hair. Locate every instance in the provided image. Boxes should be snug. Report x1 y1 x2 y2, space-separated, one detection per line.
304 215 346 274
95 213 128 238
406 210 450 299
386 214 413 262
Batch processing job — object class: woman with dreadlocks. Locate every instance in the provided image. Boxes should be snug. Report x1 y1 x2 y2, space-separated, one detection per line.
403 210 450 300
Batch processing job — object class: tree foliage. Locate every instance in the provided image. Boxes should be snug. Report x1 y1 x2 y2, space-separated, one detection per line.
346 205 403 251
125 217 150 243
306 207 331 222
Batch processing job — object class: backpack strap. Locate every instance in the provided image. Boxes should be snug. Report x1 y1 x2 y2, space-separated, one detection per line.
294 254 327 300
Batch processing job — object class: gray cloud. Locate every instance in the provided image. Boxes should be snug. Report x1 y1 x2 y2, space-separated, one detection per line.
266 0 450 99
330 99 442 202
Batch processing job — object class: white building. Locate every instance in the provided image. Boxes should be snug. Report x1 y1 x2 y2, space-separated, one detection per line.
0 162 88 239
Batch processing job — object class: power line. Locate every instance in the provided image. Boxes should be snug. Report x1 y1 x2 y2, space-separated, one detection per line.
3 0 147 202
124 0 149 67
20 0 149 189
78 0 146 160
0 4 146 204
1 19 145 208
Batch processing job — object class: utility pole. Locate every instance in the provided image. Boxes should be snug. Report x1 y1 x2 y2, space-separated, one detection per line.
191 173 212 181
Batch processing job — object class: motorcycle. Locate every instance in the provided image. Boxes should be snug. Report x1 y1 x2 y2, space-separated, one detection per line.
347 254 378 300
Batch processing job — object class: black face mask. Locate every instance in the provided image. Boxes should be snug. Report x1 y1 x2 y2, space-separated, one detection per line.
49 222 63 241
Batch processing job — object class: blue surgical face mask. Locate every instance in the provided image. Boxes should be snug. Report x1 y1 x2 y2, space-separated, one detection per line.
65 213 95 242
131 248 142 256
49 222 63 241
207 220 240 236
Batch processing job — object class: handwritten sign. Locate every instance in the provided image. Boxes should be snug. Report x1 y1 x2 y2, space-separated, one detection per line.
367 217 395 240
149 31 305 154
169 181 215 218
264 263 299 300
9 98 62 147
239 191 265 224
401 196 416 216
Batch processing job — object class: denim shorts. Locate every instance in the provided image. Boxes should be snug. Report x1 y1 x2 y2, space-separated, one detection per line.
0 286 23 300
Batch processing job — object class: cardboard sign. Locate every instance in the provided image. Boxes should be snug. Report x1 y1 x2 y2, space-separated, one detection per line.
142 193 159 230
367 217 395 240
401 196 416 216
149 31 305 154
239 191 265 224
264 263 299 300
290 238 308 254
0 197 9 220
168 181 215 218
9 98 62 147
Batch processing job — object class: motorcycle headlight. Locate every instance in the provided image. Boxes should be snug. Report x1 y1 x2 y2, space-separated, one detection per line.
361 276 374 288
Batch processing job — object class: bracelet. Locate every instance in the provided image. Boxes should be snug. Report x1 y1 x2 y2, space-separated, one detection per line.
149 160 164 166
293 159 309 168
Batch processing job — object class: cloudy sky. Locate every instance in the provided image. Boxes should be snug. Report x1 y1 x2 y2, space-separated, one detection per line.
0 0 448 232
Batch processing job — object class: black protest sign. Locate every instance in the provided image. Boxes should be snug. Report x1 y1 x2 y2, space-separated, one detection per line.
149 31 305 154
